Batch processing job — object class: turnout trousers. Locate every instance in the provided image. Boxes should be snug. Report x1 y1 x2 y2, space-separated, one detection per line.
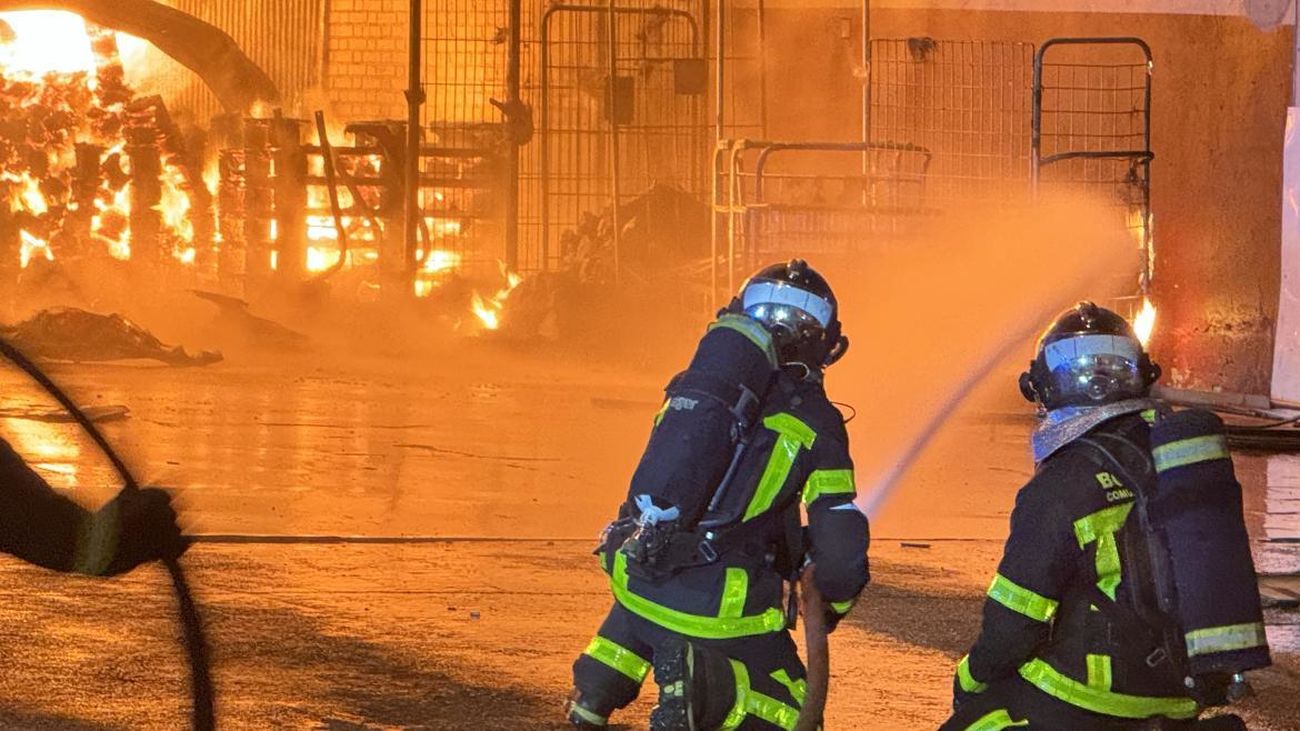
571 602 807 730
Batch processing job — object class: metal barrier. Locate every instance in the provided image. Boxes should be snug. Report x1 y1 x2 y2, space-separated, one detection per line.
530 1 707 274
1033 37 1154 310
869 39 1036 207
711 139 932 303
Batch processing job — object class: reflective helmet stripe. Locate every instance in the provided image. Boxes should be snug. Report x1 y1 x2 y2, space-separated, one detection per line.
741 280 835 327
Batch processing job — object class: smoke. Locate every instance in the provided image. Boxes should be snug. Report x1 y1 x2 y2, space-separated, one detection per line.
815 193 1140 520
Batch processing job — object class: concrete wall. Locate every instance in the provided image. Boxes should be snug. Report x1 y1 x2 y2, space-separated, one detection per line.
752 6 1290 396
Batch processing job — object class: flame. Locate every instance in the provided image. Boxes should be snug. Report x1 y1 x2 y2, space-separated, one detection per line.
1132 297 1156 348
18 229 52 268
412 249 463 297
470 267 523 331
306 245 341 273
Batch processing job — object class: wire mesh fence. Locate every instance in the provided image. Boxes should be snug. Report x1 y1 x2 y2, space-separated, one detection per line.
1032 38 1153 310
869 39 1035 208
522 0 707 273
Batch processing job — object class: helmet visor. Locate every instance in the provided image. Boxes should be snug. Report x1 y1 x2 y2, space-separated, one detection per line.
740 280 834 328
1042 334 1146 405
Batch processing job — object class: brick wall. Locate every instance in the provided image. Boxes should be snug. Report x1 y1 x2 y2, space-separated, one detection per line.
325 0 409 121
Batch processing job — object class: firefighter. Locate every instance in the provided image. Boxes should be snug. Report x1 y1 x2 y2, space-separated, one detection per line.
565 260 870 730
0 434 187 577
943 302 1251 731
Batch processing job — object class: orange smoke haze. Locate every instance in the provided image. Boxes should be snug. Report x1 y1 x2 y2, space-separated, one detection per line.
815 193 1140 524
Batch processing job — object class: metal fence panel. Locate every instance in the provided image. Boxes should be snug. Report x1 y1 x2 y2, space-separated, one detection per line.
523 0 707 273
869 39 1035 208
1033 38 1153 305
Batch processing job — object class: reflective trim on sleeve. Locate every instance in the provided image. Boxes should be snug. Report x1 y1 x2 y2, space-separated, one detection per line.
719 659 801 731
1152 434 1230 473
965 709 1028 731
803 469 856 505
709 314 778 366
957 655 988 694
720 568 749 619
987 573 1060 623
610 552 787 640
72 505 119 576
1185 622 1269 658
1018 659 1198 720
1086 654 1113 691
830 598 856 616
583 636 651 682
742 413 817 522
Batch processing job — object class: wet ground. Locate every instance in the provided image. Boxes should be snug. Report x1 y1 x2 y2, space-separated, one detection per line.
0 345 1296 730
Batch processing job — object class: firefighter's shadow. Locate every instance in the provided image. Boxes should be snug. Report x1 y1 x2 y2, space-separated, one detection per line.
212 600 582 730
0 709 115 730
846 561 984 659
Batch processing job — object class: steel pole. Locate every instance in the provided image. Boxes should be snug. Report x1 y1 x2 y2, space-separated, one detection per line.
606 0 622 282
405 0 423 284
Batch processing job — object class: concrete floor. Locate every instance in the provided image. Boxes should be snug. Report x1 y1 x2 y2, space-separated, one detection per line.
0 344 1295 730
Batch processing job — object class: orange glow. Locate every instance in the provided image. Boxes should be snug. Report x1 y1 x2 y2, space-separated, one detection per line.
306 246 341 273
470 268 523 331
1132 297 1156 348
412 249 463 297
18 229 52 269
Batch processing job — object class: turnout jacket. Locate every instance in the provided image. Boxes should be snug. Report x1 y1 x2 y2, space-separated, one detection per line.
598 370 871 640
957 413 1199 721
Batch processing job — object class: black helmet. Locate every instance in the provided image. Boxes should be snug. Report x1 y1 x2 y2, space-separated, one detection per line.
730 259 848 371
1019 301 1161 411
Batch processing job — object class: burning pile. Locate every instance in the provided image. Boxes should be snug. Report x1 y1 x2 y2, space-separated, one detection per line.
0 11 204 282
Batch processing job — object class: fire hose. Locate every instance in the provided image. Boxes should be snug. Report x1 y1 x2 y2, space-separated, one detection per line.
0 336 215 731
795 567 829 731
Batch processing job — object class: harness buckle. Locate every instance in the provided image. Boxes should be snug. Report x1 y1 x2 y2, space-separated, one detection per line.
1145 646 1168 668
697 539 718 564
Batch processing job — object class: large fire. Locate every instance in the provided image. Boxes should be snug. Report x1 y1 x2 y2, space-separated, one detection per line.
0 10 195 271
0 9 503 327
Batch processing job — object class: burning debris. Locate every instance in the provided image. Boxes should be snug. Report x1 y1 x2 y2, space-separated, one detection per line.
499 184 709 339
0 307 221 366
0 11 206 288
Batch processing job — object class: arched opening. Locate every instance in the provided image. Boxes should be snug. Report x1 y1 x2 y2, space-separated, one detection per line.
0 0 278 112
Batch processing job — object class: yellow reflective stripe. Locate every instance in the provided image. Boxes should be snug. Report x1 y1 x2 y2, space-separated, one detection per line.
569 703 607 725
830 598 855 616
611 552 787 639
1018 658 1198 720
1185 622 1269 657
709 314 778 367
743 413 817 522
1073 503 1134 600
957 655 988 694
770 669 807 706
1140 409 1158 425
987 573 1059 622
583 636 651 682
1152 434 1230 473
653 398 670 427
803 469 855 505
1086 654 1113 691
721 660 750 730
965 709 1029 731
720 568 749 618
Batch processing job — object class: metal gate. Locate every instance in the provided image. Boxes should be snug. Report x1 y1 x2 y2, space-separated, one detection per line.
531 1 707 274
869 39 1036 208
416 0 521 276
1033 37 1154 310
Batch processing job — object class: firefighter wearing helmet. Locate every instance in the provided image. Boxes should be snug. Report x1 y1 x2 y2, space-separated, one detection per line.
943 302 1268 731
565 260 869 730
